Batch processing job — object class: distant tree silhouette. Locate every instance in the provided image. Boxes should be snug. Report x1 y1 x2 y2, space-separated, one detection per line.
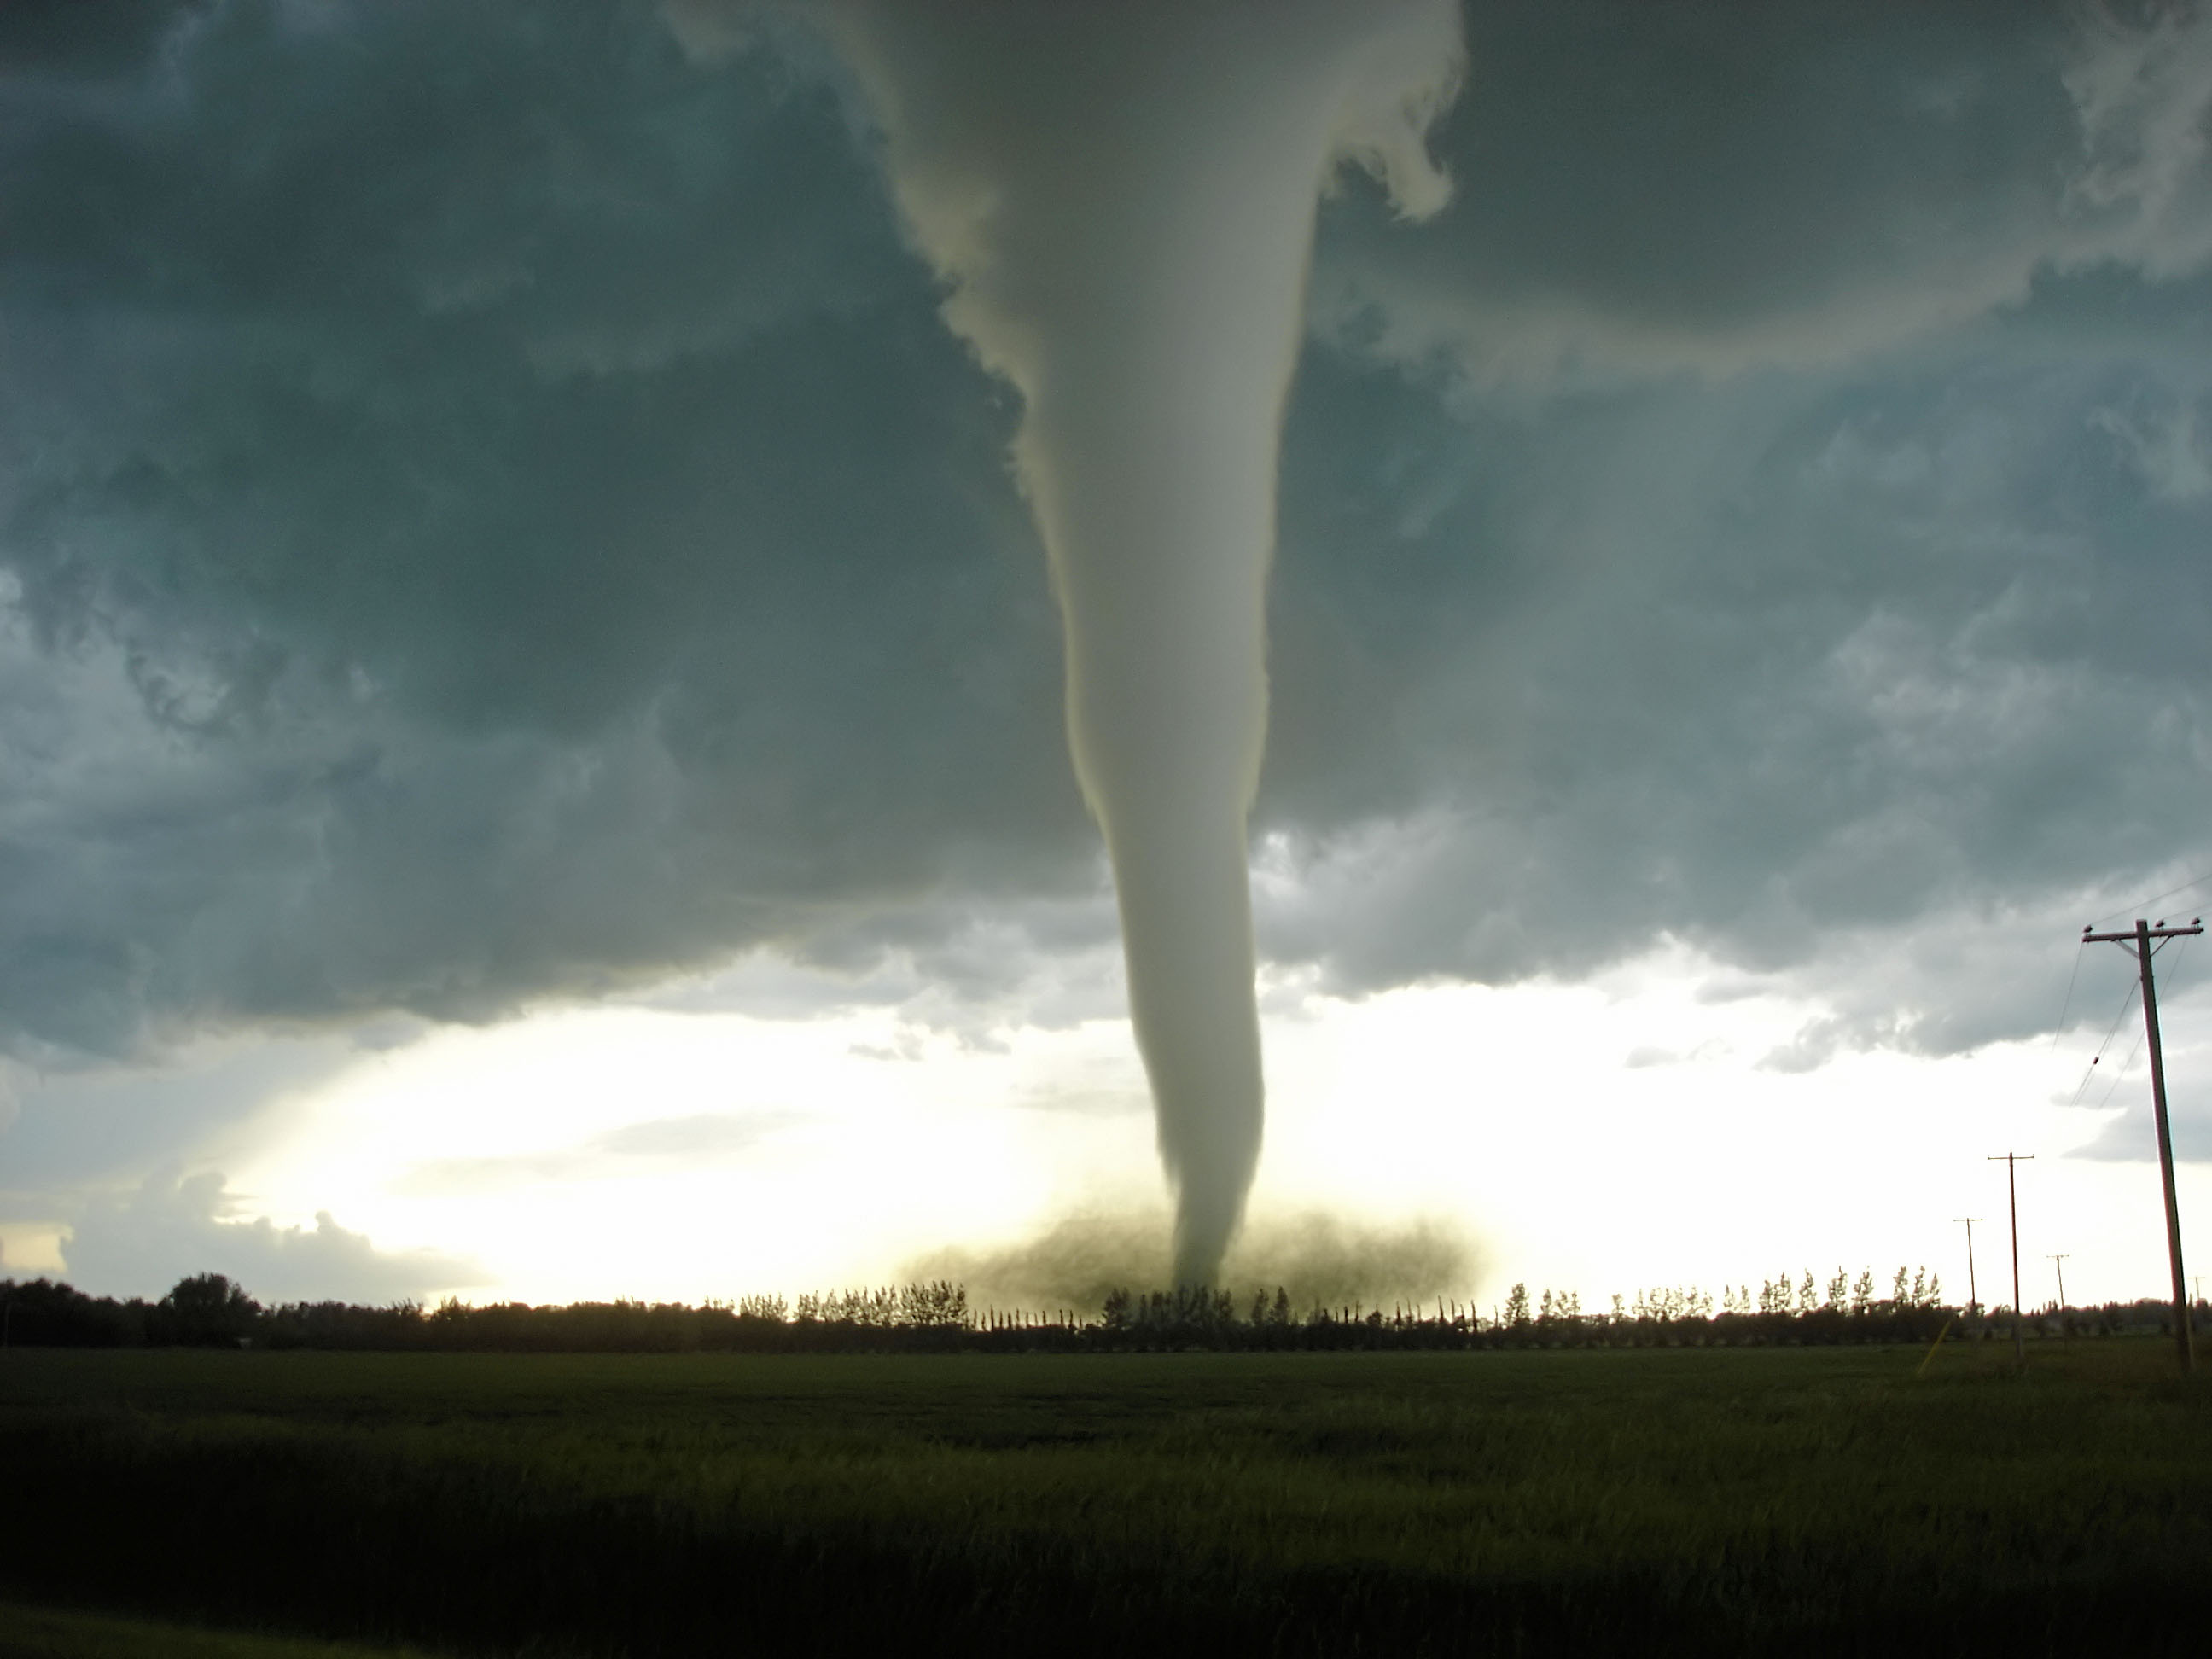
0 1278 148 1345
1503 1283 1530 1334
0 1261 2022 1355
897 1281 967 1328
156 1273 261 1346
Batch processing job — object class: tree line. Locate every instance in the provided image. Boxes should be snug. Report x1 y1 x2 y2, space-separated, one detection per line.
9 1265 2195 1353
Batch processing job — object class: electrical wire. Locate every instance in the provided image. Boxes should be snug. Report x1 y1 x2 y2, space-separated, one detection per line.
2064 975 2146 1109
2092 1025 2148 1113
2089 870 2212 929
2048 938 2087 1051
2075 933 2192 1114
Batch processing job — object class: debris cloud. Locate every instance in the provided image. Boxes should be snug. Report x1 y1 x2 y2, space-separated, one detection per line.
905 1207 1482 1319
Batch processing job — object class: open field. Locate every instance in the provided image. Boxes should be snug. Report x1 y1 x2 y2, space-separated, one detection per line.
0 1601 426 1659
2 1341 2207 1656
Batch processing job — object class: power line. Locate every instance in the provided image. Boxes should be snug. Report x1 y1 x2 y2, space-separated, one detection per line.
2091 1024 2148 1114
2089 934 2195 1113
2058 928 2191 1107
2091 871 2212 929
2048 938 2088 1051
2065 976 2153 1108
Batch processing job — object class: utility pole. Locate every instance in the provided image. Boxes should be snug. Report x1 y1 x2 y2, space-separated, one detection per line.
1988 1152 2034 1369
1955 1217 1985 1318
2082 917 2202 1375
2048 1254 2069 1312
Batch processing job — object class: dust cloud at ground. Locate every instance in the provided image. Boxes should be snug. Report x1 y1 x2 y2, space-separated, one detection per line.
904 1207 1484 1316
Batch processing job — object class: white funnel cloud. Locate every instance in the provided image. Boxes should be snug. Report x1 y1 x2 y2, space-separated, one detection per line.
678 0 1463 1283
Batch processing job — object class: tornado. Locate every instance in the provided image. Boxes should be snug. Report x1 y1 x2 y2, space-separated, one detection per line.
678 0 1464 1284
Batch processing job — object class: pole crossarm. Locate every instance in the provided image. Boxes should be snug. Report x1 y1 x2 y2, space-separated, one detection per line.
2082 923 2203 945
2078 917 2198 1374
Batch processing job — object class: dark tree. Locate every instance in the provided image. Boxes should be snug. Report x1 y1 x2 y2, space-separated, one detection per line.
156 1273 262 1347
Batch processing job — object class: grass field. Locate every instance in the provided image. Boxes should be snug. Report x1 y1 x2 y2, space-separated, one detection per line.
2 1339 2206 1656
0 1600 428 1659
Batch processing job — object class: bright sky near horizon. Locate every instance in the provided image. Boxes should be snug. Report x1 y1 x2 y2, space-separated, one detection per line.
7 0 2212 1315
15 919 2210 1313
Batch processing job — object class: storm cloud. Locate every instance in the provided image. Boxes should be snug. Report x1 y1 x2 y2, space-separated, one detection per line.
5 0 2212 1094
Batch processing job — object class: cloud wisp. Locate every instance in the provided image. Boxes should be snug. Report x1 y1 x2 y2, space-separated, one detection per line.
398 1110 798 1196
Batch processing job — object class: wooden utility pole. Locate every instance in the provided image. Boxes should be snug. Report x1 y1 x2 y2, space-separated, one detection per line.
1988 1152 2034 1369
2081 917 2202 1375
1955 1216 1985 1317
2048 1253 2069 1312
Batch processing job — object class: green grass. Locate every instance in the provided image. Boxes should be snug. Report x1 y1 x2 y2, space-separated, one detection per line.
0 1600 429 1659
2 1341 2205 1655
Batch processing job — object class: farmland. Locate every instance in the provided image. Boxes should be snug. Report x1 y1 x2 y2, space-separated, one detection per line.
2 1341 2207 1656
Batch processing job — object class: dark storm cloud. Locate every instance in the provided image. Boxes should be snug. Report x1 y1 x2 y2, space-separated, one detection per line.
1255 0 2212 1051
5 0 2212 1091
1257 333 2212 1045
1 0 1085 1062
1314 0 2212 378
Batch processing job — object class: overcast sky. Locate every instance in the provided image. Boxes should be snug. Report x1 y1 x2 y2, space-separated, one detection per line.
6 0 2212 1312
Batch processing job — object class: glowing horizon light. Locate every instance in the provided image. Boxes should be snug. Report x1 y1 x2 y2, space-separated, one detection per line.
75 938 2193 1316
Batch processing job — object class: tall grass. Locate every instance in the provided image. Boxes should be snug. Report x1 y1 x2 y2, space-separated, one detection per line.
3 1343 2207 1655
0 1600 429 1659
